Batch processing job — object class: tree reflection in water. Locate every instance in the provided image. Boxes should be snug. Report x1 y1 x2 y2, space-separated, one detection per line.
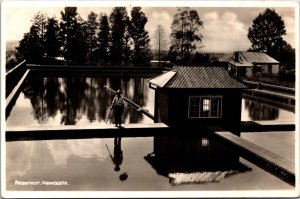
23 76 48 124
245 99 279 121
97 78 110 123
22 75 150 125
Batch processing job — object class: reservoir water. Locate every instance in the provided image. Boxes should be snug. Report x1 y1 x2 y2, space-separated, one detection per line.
5 75 295 192
6 76 295 127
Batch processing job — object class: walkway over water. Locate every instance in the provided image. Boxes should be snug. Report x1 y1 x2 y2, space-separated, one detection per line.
240 121 295 132
212 131 295 186
6 123 168 141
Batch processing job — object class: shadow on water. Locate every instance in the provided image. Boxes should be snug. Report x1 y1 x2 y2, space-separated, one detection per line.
144 134 251 185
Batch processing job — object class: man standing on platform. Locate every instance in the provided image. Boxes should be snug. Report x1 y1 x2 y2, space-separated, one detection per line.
110 89 124 127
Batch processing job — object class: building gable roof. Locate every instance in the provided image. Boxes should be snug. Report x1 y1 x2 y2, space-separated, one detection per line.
149 66 247 89
149 71 176 88
219 51 279 67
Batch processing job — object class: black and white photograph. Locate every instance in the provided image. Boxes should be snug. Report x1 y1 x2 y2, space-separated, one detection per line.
1 0 299 198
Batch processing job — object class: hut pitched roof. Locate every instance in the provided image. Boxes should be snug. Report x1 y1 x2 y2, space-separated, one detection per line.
149 66 247 89
219 51 279 67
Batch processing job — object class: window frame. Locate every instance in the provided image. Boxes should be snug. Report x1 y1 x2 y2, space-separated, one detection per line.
188 96 223 119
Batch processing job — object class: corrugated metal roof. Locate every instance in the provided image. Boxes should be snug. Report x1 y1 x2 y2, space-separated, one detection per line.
218 53 233 62
150 66 246 89
239 52 279 63
219 51 279 67
149 71 177 88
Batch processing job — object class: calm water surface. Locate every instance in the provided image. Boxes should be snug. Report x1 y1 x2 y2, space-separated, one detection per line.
6 134 293 191
6 76 295 127
5 75 295 191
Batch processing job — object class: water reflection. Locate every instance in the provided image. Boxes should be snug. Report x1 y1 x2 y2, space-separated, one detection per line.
7 74 295 127
244 99 279 121
12 75 153 126
107 137 123 172
145 135 250 185
106 137 129 181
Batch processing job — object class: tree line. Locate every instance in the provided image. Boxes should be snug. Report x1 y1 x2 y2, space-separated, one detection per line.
14 7 294 69
16 7 152 66
16 7 204 67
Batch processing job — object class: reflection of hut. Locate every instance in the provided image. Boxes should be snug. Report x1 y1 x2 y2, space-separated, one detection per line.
145 135 249 185
149 66 247 132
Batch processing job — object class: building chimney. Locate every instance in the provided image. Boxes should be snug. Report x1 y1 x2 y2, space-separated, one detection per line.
234 52 239 62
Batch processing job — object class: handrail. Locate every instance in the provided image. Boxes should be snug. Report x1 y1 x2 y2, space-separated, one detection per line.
244 80 295 93
6 60 26 76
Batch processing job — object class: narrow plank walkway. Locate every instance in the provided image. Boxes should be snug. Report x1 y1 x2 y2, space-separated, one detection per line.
240 121 295 132
214 131 295 185
6 123 167 132
6 123 169 141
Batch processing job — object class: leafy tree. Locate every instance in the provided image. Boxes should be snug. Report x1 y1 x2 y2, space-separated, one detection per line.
6 50 18 70
16 25 44 63
192 52 209 64
16 12 47 63
153 25 168 67
109 7 130 66
44 17 61 59
123 24 133 66
278 42 295 69
60 7 87 65
169 8 204 63
129 7 151 66
76 15 88 65
32 12 47 41
86 12 99 65
248 8 286 60
98 14 110 66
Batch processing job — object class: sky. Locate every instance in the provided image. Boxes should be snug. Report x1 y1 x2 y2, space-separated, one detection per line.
2 1 297 53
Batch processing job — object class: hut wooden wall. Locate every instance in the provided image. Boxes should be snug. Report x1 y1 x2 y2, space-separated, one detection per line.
156 89 242 133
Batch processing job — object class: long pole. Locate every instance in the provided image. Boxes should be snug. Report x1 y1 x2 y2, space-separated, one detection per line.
104 85 154 120
106 108 112 124
105 144 113 161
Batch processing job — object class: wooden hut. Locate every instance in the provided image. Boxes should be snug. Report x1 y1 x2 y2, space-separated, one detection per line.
149 66 247 132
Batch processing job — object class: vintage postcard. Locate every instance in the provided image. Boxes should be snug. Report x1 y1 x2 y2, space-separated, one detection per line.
1 0 299 198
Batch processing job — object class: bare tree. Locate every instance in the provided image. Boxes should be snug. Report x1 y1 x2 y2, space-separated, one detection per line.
153 25 167 67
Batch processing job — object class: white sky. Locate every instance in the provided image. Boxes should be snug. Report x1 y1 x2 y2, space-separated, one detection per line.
2 1 297 53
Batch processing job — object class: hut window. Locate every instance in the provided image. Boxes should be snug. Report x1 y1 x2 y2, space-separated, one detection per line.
188 96 222 118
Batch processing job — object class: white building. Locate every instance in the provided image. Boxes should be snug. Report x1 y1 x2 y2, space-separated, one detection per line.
219 51 280 77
